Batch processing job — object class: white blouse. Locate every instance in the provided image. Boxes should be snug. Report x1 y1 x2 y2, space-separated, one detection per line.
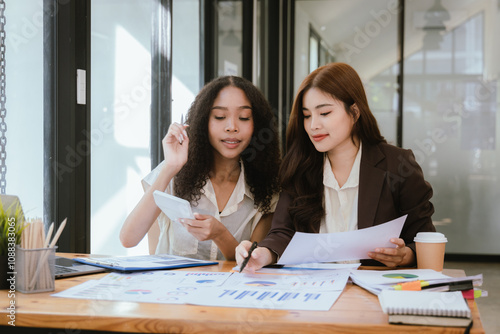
142 161 278 261
320 143 362 234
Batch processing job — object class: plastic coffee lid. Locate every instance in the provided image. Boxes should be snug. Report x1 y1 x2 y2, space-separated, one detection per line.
414 232 447 243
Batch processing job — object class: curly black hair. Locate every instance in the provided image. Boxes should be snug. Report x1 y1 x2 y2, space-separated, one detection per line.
173 76 281 214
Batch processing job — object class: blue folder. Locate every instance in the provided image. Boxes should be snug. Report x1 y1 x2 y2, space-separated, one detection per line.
73 254 218 271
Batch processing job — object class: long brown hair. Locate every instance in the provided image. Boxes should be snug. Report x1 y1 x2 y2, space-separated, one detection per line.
281 62 385 231
174 76 281 214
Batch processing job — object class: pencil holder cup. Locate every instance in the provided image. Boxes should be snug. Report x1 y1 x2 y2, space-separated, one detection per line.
15 245 57 293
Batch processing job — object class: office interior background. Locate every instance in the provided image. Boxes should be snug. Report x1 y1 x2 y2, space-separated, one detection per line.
4 0 500 259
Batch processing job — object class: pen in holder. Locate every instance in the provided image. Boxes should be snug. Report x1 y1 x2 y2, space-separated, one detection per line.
15 217 66 293
15 245 57 293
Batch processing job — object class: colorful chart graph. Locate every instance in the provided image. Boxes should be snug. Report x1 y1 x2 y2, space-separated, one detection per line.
382 273 418 279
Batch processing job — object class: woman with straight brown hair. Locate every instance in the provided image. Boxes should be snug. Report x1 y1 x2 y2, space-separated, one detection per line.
236 62 436 271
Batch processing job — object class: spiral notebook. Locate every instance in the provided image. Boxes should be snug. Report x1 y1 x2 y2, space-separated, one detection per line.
379 290 472 327
379 290 471 317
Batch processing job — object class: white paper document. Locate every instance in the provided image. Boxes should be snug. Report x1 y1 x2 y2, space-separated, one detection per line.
349 269 451 295
350 269 449 286
278 215 407 265
53 269 350 311
187 270 349 311
224 270 350 292
53 271 232 304
153 190 195 223
254 262 361 274
189 287 343 311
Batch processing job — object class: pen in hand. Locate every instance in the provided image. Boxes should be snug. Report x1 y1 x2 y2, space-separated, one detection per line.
239 241 258 273
179 114 185 145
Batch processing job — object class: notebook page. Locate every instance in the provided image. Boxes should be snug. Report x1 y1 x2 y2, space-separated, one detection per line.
378 290 471 318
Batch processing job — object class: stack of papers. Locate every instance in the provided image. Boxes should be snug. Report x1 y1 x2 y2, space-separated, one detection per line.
53 269 351 311
53 262 485 314
349 269 450 295
350 269 483 296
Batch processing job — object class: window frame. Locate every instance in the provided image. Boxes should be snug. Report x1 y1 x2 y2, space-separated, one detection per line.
44 0 91 253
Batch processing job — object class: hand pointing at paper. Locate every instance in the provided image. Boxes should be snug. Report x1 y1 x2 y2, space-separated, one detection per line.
235 240 274 273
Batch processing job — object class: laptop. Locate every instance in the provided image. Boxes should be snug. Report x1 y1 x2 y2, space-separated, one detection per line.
0 194 107 278
55 257 107 278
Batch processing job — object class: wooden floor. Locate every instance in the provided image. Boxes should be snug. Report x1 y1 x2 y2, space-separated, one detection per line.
444 260 500 334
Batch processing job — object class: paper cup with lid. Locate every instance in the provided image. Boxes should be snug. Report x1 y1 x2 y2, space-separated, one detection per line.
414 232 447 271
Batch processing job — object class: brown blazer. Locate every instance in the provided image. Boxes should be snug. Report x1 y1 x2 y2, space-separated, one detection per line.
259 142 436 266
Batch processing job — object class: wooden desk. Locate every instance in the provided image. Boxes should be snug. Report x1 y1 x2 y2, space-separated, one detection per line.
1 254 485 333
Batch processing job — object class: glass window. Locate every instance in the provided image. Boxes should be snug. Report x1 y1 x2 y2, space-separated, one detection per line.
91 0 154 256
172 0 200 125
295 0 400 144
216 0 243 76
403 0 499 255
5 0 43 219
91 0 199 256
454 14 483 74
320 42 334 67
309 33 319 72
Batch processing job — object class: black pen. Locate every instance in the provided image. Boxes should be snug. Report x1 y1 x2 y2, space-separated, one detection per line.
179 114 185 145
423 280 474 292
239 241 258 273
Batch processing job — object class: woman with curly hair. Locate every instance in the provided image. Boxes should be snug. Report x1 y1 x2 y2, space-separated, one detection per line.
121 76 281 261
236 63 436 270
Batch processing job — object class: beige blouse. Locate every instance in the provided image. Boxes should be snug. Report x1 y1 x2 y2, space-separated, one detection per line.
320 143 362 234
